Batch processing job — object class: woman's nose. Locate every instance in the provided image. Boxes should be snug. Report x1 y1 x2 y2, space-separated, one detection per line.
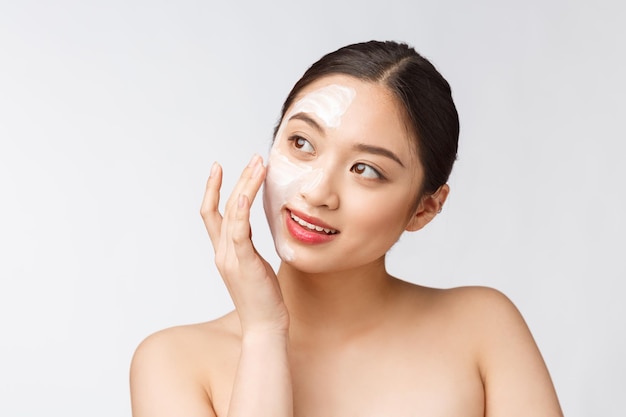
298 169 339 210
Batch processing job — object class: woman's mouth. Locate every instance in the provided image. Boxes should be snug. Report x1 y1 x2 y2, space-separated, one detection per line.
285 209 339 244
290 212 338 235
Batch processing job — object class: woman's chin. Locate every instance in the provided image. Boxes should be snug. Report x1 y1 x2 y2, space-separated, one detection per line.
275 250 349 276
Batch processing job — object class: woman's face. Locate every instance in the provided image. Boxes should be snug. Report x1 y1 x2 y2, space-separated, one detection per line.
263 74 424 273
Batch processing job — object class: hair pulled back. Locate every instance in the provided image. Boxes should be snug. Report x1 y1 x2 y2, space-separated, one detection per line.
275 40 459 196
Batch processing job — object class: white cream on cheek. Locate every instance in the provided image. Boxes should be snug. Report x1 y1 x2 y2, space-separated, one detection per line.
263 84 355 262
263 150 323 261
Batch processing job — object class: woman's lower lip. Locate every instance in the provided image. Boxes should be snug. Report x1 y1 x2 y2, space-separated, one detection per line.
285 211 338 244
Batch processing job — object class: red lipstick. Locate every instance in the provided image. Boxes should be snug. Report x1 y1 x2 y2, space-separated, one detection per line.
285 209 339 244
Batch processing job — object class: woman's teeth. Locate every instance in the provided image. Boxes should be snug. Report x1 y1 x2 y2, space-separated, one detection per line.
290 213 337 234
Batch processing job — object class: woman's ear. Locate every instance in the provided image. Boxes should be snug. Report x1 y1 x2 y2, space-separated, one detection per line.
405 184 449 232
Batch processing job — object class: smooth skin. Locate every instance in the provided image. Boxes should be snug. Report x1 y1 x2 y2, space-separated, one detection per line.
130 76 563 417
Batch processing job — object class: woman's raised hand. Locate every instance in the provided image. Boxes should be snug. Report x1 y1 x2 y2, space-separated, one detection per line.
201 155 289 335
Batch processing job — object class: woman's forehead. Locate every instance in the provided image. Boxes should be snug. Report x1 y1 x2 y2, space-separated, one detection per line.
285 83 356 129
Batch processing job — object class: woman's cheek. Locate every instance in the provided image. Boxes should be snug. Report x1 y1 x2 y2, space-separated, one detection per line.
263 149 306 261
263 148 327 262
264 148 309 205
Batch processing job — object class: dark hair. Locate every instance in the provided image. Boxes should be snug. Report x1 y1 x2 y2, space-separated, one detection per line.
274 40 459 196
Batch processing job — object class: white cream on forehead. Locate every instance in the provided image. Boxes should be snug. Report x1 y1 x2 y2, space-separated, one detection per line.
273 84 356 149
286 84 355 128
263 83 356 262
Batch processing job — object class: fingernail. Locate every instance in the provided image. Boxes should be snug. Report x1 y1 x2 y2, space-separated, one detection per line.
238 194 245 208
210 162 218 178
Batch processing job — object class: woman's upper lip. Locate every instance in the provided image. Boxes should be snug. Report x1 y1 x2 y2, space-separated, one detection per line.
287 208 339 232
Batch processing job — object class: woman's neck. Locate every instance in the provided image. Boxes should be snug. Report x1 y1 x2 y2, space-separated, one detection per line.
276 256 401 344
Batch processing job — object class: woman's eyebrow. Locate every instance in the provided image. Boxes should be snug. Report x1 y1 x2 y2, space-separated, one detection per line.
354 143 405 167
288 112 325 134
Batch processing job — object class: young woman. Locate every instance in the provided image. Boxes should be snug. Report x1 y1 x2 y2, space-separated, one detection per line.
130 41 563 417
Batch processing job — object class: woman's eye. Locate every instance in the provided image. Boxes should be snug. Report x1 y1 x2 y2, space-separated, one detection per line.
351 163 382 179
291 137 315 154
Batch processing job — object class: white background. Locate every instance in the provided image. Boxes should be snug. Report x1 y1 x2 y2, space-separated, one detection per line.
1 1 624 416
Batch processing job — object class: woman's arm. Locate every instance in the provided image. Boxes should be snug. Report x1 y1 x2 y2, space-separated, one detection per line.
130 156 293 417
200 156 293 417
473 288 563 417
227 331 293 417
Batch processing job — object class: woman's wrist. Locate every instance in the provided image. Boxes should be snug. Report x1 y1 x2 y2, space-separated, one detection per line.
239 310 290 341
241 326 289 346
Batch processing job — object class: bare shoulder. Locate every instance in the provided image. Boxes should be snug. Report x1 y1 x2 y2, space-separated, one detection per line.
398 283 523 326
417 284 518 310
132 312 240 359
130 312 241 417
430 286 536 352
442 286 524 325
407 284 541 365
399 283 563 416
454 286 562 416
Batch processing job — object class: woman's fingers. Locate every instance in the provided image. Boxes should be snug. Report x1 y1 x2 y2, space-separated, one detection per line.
224 159 266 258
223 154 263 216
200 162 223 246
229 158 265 216
231 194 257 264
220 158 266 291
202 157 285 333
201 155 266 253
